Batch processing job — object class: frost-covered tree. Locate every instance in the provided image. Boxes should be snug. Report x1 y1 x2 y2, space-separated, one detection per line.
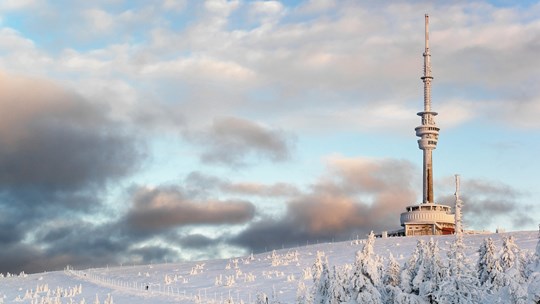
329 265 350 304
528 229 540 303
477 237 499 289
401 239 444 303
438 231 481 303
296 281 309 304
312 251 326 283
528 272 540 304
381 254 402 304
393 292 427 304
348 231 382 304
313 256 331 304
414 239 444 303
536 229 540 270
499 236 525 279
256 292 269 304
104 294 114 304
383 253 401 288
490 236 528 304
401 240 424 295
360 231 383 287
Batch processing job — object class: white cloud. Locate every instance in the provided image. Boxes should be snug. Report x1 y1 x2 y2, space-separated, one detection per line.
204 0 240 16
436 99 476 129
140 56 256 83
489 98 540 129
1 0 539 134
83 8 115 32
247 1 286 28
60 49 110 71
0 28 35 50
0 0 39 11
297 0 336 14
273 102 416 135
162 0 186 12
0 28 53 75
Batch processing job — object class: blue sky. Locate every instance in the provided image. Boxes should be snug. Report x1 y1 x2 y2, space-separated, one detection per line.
0 0 539 273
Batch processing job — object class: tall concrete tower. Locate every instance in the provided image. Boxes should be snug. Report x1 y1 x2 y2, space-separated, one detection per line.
397 14 454 237
415 14 439 204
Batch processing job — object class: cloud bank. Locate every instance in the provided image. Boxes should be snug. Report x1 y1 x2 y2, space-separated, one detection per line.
0 1 537 274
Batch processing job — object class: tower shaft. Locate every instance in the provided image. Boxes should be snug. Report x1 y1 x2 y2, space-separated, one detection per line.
423 149 433 204
415 14 439 204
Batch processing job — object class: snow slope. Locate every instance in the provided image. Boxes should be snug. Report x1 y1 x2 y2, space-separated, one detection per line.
0 231 537 303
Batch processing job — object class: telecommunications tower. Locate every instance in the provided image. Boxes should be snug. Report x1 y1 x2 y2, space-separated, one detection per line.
415 14 440 204
397 14 455 236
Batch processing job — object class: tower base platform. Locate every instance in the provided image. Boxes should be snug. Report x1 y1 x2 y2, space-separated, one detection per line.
399 203 455 236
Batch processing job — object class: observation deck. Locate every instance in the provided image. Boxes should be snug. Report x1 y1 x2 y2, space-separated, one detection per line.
400 203 455 236
415 111 439 150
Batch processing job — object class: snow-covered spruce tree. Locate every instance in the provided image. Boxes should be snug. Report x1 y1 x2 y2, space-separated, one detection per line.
438 230 481 303
348 231 383 304
329 265 350 304
477 237 500 291
534 225 540 271
527 228 540 302
384 253 401 288
256 292 269 304
414 239 445 303
401 238 444 303
499 236 527 281
313 255 331 304
308 251 327 304
400 240 424 295
312 251 326 284
381 253 402 304
489 235 528 304
393 292 427 304
296 281 309 304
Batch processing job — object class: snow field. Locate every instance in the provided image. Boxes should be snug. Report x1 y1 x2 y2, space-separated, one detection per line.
0 231 538 303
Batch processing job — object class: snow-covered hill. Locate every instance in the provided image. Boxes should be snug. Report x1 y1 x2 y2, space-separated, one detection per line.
0 231 538 303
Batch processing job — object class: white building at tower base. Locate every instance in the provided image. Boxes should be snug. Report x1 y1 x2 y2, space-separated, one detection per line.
400 203 455 236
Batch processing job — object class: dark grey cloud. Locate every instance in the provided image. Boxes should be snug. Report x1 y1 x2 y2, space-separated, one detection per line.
438 177 534 230
124 185 256 232
0 73 143 273
0 216 25 245
0 222 124 273
128 246 180 265
186 117 295 167
10 219 183 273
178 234 218 249
0 73 142 196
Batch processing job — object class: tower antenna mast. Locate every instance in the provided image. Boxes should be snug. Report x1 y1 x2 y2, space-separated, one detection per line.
455 174 462 234
415 14 440 204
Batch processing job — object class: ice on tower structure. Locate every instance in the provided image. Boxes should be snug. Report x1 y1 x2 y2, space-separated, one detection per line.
398 14 455 236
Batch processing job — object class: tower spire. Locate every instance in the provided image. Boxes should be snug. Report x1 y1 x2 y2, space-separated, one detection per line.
425 14 429 54
415 14 439 204
423 13 432 112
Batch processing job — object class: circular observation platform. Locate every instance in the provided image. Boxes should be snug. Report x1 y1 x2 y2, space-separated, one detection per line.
400 203 454 227
400 203 455 236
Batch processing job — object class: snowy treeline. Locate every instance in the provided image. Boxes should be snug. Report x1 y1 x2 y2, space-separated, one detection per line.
0 271 27 279
303 231 540 304
14 283 87 304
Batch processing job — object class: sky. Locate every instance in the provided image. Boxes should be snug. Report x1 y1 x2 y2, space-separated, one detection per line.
0 0 539 274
